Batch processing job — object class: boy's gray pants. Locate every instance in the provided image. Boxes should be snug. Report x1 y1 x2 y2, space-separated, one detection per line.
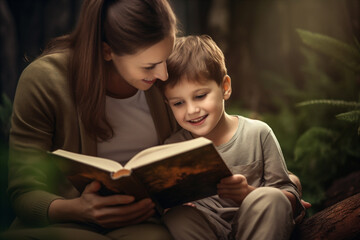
162 187 295 240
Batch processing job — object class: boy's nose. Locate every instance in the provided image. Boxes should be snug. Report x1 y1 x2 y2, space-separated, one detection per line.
187 103 200 114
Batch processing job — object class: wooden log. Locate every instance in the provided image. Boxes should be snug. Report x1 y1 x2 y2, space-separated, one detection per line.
324 170 360 208
292 193 360 240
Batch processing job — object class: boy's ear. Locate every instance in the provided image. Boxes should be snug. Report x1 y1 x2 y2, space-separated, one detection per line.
222 75 232 100
102 42 113 61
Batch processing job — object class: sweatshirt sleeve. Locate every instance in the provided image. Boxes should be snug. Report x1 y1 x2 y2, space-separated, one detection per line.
8 55 68 227
262 129 305 221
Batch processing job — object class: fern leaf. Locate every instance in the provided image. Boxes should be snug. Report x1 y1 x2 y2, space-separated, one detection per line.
296 29 360 72
336 110 360 123
296 99 360 108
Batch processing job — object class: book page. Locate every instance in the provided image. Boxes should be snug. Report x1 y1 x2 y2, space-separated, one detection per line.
124 137 212 169
51 149 124 173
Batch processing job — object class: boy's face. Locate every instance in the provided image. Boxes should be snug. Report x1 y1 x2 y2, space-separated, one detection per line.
165 76 231 139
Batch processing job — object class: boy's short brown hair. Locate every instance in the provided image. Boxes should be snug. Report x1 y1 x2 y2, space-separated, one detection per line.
158 35 227 92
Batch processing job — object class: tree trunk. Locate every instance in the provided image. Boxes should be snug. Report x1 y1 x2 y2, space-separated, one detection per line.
324 170 360 208
292 193 360 240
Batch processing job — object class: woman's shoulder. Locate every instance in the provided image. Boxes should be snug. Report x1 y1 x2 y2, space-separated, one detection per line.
15 51 72 104
18 52 69 91
20 52 69 84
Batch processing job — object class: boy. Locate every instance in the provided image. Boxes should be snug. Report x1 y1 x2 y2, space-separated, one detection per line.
158 35 304 240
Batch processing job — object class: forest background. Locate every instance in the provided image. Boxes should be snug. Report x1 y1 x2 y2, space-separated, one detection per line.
0 0 359 231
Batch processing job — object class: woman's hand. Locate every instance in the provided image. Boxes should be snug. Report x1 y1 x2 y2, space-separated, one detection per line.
49 181 155 228
217 174 255 205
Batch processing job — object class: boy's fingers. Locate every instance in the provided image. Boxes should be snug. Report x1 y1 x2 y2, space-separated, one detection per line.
220 175 245 184
217 183 243 189
301 200 312 209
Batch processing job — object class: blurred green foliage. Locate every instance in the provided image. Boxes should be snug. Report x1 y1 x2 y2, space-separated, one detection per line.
291 30 360 214
228 29 360 215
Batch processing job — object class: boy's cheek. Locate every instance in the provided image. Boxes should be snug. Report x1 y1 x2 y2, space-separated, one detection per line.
171 109 183 121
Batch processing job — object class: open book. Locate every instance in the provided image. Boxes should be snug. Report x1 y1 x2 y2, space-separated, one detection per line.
50 137 232 213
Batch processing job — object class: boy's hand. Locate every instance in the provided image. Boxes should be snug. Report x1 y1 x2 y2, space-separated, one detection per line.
217 174 255 205
183 202 196 207
288 173 312 208
301 199 312 209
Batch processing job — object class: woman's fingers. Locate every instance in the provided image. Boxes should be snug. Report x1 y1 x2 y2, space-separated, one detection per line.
95 198 155 228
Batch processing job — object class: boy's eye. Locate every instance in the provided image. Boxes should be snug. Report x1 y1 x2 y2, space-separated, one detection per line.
173 101 184 107
195 93 207 99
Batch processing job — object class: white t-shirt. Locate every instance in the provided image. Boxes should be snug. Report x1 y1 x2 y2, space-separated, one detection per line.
97 90 158 166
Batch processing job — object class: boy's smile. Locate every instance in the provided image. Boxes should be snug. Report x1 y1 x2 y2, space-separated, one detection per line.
188 114 209 125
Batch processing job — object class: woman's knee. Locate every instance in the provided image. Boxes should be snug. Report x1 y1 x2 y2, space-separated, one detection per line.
0 227 109 240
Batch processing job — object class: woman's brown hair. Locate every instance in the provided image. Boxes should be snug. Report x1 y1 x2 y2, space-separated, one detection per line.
42 0 177 141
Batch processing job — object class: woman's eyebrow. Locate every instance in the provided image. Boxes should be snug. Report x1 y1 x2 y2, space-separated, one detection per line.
145 60 163 66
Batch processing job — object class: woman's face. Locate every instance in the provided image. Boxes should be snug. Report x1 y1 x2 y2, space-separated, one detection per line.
105 36 174 94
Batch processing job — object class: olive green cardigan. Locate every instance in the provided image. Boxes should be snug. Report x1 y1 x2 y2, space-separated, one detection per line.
8 52 178 228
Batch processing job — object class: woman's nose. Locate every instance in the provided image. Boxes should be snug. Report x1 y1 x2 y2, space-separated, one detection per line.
154 62 168 81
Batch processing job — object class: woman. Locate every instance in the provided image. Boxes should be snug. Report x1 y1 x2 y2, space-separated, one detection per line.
2 0 178 239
